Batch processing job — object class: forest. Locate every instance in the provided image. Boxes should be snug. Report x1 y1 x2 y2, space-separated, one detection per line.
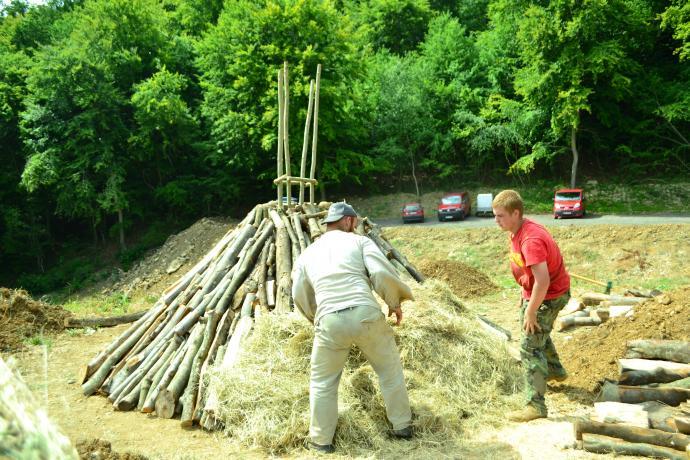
1 0 689 290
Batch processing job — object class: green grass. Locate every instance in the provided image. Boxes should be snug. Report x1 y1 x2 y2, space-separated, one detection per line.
23 335 52 348
62 292 139 316
349 181 690 219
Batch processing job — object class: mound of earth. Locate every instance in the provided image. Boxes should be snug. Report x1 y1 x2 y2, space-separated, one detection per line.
76 439 148 460
416 259 498 298
107 217 235 297
558 286 690 393
0 288 71 352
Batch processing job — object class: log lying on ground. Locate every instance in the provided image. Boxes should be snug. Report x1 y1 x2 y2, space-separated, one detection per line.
558 297 585 317
556 315 602 331
77 200 425 429
477 315 512 341
581 433 687 460
599 381 690 406
581 292 646 306
662 378 690 390
625 340 690 364
592 401 649 428
574 419 690 450
619 359 690 385
65 310 148 328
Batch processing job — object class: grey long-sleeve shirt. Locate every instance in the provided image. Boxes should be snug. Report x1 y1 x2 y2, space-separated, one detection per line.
291 230 414 324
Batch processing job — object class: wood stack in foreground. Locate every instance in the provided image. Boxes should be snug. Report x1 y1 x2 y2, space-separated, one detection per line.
78 201 424 430
555 292 654 332
574 339 690 459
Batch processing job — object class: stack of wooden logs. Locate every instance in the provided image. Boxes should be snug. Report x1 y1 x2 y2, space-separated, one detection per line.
575 339 690 459
556 292 651 332
78 201 424 431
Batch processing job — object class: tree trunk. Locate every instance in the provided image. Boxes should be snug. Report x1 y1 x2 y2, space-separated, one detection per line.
598 381 690 406
570 125 579 189
626 340 690 364
581 433 686 460
117 208 126 251
66 310 147 329
591 401 649 427
619 359 690 385
575 419 690 450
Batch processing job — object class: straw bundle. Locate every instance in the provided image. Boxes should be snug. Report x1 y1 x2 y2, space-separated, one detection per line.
206 280 522 456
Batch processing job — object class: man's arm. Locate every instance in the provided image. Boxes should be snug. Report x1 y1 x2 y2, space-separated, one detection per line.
361 238 413 325
523 261 549 334
291 259 317 324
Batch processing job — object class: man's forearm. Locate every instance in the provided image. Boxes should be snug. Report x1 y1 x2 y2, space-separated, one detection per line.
526 280 548 314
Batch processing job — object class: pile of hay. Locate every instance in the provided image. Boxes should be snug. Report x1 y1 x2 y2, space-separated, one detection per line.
207 280 522 456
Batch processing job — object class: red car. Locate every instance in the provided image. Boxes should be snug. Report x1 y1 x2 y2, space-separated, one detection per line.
437 192 471 221
553 188 586 218
402 202 424 223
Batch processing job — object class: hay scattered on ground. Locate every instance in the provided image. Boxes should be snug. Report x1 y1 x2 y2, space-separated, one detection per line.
559 286 690 393
0 288 71 352
75 439 148 460
416 259 498 298
208 280 521 456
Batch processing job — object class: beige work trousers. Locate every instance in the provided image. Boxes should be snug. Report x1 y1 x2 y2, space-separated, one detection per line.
310 305 411 445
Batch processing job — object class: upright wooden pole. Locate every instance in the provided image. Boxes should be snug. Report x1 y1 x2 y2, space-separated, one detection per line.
277 69 284 208
299 80 315 205
282 62 291 205
309 64 321 203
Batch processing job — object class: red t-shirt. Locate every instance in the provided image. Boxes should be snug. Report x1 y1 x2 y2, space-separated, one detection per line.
509 218 570 300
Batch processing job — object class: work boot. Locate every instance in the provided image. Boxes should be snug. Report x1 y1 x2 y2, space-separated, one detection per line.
391 426 413 439
547 368 568 382
308 442 335 454
507 405 547 422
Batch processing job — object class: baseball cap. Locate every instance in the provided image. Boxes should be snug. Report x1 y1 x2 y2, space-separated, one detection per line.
321 202 358 224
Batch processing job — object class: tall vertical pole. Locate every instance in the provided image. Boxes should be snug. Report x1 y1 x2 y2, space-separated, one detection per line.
299 80 315 205
309 64 321 203
282 62 292 205
277 69 284 208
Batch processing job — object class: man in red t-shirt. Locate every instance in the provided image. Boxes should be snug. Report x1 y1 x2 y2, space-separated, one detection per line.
493 190 570 422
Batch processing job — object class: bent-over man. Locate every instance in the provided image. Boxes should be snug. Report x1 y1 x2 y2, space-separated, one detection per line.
492 190 570 422
292 202 414 453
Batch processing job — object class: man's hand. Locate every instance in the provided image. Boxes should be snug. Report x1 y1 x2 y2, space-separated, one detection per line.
388 306 403 326
523 309 541 335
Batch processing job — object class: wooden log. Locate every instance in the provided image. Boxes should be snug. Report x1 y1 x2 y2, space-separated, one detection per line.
600 299 646 307
575 419 690 450
180 310 219 427
81 302 167 396
292 213 307 251
275 226 292 313
592 401 649 427
137 335 183 412
619 359 690 385
598 381 690 406
266 279 276 307
643 401 683 433
256 240 270 309
282 62 292 202
582 433 687 460
156 324 205 418
591 308 610 322
302 203 323 239
558 297 585 317
662 378 690 390
477 315 511 341
66 310 147 329
308 64 321 203
626 340 690 364
367 222 424 283
608 305 634 317
109 337 168 404
141 334 191 413
556 315 602 331
299 79 315 205
277 68 285 204
676 416 690 435
581 292 646 306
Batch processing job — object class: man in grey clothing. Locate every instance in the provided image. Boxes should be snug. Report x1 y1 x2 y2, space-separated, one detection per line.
292 202 414 453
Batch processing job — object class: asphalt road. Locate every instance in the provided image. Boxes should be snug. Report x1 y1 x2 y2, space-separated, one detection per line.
376 213 690 228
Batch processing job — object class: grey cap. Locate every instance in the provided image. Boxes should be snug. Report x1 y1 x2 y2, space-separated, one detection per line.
322 202 358 224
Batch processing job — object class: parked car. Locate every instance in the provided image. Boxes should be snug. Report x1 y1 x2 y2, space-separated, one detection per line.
475 193 494 217
401 202 425 223
437 192 471 221
553 188 586 218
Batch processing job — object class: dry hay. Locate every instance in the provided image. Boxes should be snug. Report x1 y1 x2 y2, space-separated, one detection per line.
416 259 498 298
75 439 148 460
207 279 521 456
559 285 690 393
0 288 71 352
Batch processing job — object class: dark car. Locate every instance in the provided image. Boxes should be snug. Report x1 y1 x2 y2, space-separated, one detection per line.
401 202 425 223
437 192 471 221
553 188 586 218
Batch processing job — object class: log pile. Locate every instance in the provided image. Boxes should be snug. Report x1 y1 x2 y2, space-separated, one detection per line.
78 201 424 430
574 339 690 458
555 292 652 332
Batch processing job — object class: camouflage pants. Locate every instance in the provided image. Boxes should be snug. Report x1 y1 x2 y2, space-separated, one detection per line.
519 293 569 414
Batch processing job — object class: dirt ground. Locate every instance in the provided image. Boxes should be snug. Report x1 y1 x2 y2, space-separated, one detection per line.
6 220 690 459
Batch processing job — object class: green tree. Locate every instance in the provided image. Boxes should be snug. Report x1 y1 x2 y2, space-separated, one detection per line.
661 0 690 61
197 0 371 198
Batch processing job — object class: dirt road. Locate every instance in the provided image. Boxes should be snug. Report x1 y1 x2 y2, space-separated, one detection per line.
378 213 690 228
